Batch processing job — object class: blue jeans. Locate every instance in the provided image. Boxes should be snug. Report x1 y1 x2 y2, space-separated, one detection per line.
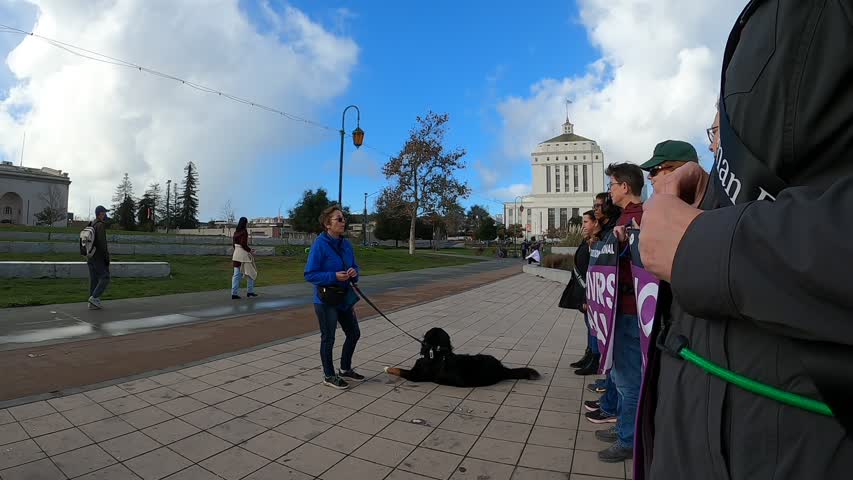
609 313 642 448
231 267 255 296
87 259 110 298
314 303 360 378
584 312 600 355
598 373 618 415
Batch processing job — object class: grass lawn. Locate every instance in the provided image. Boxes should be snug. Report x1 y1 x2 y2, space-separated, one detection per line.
0 247 482 308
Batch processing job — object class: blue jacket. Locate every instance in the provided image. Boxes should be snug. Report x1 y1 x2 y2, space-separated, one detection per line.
304 232 360 308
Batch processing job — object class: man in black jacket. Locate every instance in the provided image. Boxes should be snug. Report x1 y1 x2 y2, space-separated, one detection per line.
87 205 111 309
638 0 853 478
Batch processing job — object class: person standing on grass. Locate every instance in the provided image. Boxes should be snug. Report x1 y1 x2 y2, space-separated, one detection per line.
231 216 257 300
84 205 111 310
304 205 364 390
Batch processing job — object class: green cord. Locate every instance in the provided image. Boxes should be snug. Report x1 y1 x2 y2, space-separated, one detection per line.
679 347 834 417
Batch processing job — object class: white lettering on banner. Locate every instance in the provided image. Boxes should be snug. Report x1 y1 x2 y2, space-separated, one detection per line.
590 310 609 341
718 156 742 204
634 278 658 337
601 243 615 255
756 187 777 201
586 271 616 310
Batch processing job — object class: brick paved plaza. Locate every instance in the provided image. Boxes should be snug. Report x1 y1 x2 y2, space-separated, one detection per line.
0 274 630 480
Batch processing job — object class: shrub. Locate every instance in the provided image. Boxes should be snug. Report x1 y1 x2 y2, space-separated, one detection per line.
541 253 575 271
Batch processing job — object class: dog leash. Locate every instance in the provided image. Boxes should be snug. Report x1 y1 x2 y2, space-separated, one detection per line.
349 282 424 345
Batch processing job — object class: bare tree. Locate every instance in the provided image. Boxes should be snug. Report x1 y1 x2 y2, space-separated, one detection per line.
35 185 67 226
221 199 236 226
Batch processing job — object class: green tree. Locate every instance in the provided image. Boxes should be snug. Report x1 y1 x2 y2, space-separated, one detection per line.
476 216 498 242
111 173 134 213
289 188 335 234
116 195 137 230
465 205 490 237
506 224 524 239
177 161 200 228
137 183 162 231
382 111 470 255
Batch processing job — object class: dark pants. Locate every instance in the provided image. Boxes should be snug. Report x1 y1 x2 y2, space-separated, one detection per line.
610 313 642 448
584 312 600 354
87 259 110 298
314 303 360 378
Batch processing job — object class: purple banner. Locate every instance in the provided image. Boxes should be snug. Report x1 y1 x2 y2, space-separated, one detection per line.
628 228 660 370
586 233 620 374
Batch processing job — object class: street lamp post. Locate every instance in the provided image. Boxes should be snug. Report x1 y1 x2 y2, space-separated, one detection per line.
165 179 172 233
339 105 365 207
513 196 525 258
362 190 382 247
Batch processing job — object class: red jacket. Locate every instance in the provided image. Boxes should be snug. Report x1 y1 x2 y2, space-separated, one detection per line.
616 202 643 315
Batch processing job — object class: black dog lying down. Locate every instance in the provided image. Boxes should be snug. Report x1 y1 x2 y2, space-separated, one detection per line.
384 327 540 387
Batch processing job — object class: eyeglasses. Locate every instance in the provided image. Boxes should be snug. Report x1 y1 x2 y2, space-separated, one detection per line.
706 125 719 143
648 164 675 178
332 216 346 223
607 181 624 190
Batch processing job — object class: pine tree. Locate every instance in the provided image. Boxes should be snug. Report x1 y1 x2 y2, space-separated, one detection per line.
178 161 199 228
111 173 136 229
137 183 161 231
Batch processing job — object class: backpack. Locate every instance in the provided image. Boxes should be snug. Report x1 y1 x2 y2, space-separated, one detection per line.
80 224 97 257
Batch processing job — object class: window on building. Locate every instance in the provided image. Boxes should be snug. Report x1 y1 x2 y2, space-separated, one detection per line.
555 167 561 193
572 208 579 219
574 155 577 160
564 165 569 192
559 208 567 228
548 208 555 231
595 155 599 159
583 164 589 192
573 165 580 192
546 165 551 193
2 207 10 215
527 208 532 228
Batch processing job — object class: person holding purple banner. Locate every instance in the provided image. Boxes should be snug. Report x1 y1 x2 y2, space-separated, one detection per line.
593 163 645 463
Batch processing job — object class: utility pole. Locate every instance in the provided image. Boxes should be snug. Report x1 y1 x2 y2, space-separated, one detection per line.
165 179 171 233
363 192 368 247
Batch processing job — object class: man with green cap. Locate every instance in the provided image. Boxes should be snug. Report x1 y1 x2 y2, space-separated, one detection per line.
640 140 699 188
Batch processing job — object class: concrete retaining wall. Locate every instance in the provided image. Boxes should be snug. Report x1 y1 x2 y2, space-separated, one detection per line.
0 261 170 278
0 242 274 256
550 246 578 255
523 264 572 285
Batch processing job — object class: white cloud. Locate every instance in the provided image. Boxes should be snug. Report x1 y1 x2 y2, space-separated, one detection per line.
488 183 531 202
0 0 358 218
495 0 743 183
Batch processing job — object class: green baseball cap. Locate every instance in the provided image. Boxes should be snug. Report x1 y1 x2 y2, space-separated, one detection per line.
640 140 699 170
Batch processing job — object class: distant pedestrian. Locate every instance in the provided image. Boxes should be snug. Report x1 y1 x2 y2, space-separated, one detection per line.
82 206 110 309
305 205 363 390
231 217 257 299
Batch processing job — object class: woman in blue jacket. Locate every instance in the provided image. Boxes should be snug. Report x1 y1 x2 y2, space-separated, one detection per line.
304 205 363 389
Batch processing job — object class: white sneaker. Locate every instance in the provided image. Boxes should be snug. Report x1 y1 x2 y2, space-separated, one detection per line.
88 296 102 309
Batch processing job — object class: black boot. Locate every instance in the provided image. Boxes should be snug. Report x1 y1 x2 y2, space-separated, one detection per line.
570 348 592 368
574 354 600 376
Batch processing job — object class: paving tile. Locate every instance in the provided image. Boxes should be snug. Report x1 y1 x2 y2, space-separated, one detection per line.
510 467 570 479
464 389 508 404
327 391 377 411
169 431 232 463
141 418 200 444
119 406 175 430
209 417 266 444
302 402 357 424
378 420 435 445
449 457 514 480
0 439 45 470
156 396 207 417
517 444 573 473
241 430 303 461
0 410 13 425
268 378 315 395
493 405 539 424
244 405 297 429
528 425 576 449
352 436 416 467
123 447 192 480
420 429 477 455
401 406 450 427
273 394 324 415
190 386 239 405
416 394 462 412
320 455 392 480
135 387 183 405
101 395 150 416
310 425 371 454
75 463 144 480
436 414 489 436
510 383 548 397
243 461 313 480
78 416 136 442
570 449 626 478
148 371 192 387
504 393 545 409
361 398 412 419
386 470 434 480
350 380 398 398
0 458 67 480
482 419 534 443
277 442 345 477
99 431 161 461
34 426 94 455
169 379 212 395
47 393 95 412
399 447 463 480
468 437 525 465
383 388 429 405
541 397 581 413
179 406 235 430
243 386 292 404
52 444 115 478
199 446 270 480
275 416 333 441
158 464 220 480
178 364 219 378
454 399 500 418
535 411 579 430
8 401 56 421
546 387 583 400
219 378 266 396
119 378 163 395
338 411 394 435
0 423 28 447
432 385 473 399
62 403 114 426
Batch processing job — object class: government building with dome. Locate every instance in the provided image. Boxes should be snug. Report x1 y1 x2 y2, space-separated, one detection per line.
503 116 605 238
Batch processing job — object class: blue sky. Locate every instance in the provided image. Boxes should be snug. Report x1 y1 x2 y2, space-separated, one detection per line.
0 1 738 220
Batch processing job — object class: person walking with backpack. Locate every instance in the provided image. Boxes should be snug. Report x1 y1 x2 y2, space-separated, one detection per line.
81 205 110 309
304 205 363 390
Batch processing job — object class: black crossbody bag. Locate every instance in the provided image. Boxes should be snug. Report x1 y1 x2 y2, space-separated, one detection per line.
318 242 350 305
